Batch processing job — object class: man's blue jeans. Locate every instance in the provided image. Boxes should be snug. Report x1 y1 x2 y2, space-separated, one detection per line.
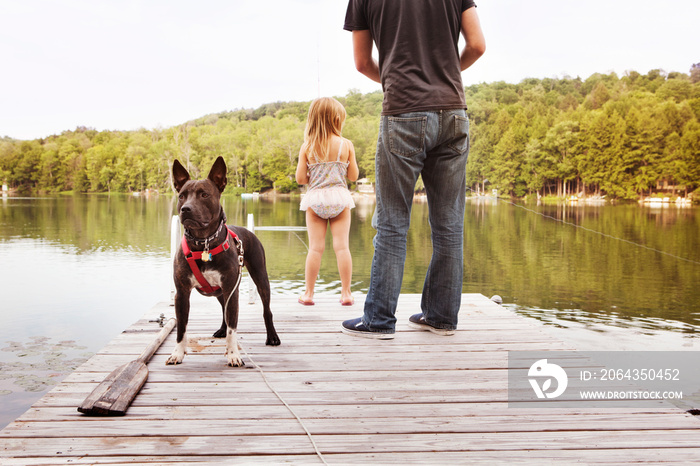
362 110 470 333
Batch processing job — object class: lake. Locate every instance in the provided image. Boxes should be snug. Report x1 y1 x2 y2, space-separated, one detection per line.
1 194 699 428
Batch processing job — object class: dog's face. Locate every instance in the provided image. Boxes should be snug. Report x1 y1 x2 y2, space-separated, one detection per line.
172 157 227 234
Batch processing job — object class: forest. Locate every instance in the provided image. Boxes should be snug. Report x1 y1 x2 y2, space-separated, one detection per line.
1 66 699 200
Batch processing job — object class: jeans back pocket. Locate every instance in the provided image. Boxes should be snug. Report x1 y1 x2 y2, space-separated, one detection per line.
387 116 427 158
447 114 470 154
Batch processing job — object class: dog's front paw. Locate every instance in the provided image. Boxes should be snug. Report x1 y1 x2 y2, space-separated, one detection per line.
166 347 186 365
225 330 244 367
266 333 281 346
226 351 245 367
165 354 182 365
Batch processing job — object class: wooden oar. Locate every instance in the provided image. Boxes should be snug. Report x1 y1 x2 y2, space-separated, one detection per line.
78 318 176 416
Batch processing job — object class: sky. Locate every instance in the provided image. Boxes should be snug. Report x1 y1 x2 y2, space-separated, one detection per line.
0 0 698 141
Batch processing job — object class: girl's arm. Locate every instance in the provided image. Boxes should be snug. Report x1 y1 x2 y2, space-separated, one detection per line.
295 149 310 185
346 141 359 182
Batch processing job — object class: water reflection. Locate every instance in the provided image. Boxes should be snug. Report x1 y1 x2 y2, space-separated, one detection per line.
505 304 700 353
509 304 699 334
2 195 698 331
464 199 700 328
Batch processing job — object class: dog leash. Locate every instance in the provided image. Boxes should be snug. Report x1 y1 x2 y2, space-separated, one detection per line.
222 245 245 316
225 273 327 463
222 256 326 462
238 343 328 465
186 223 326 462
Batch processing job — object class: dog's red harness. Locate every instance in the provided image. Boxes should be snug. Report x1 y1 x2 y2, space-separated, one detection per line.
181 227 242 296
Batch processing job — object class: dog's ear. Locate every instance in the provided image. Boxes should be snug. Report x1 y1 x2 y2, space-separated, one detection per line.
172 160 190 193
207 157 227 193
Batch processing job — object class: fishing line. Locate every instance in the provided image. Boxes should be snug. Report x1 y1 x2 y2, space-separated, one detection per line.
478 190 700 266
293 231 310 252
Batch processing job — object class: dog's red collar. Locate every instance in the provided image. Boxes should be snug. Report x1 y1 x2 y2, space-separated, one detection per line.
181 227 241 296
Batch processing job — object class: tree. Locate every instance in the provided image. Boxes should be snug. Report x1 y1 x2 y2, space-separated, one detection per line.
540 120 582 197
689 63 700 84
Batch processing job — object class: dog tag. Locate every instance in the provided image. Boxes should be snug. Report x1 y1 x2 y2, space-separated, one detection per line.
201 251 211 262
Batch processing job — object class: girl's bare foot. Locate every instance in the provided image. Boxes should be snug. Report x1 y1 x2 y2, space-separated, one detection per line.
298 293 315 306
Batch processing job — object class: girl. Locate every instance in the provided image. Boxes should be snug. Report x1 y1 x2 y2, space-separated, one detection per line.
296 97 359 306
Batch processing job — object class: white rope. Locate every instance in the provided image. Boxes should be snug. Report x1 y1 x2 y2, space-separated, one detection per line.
223 237 246 313
223 236 325 463
239 344 328 465
223 268 243 315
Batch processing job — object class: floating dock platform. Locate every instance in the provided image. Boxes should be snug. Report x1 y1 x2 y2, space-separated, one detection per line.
2 294 699 464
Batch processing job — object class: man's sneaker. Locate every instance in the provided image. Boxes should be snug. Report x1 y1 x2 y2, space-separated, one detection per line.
408 313 456 336
341 318 395 339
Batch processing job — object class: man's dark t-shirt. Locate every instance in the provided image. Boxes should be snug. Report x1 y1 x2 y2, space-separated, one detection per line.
344 0 476 115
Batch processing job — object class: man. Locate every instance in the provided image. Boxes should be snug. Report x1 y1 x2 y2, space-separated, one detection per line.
342 0 485 338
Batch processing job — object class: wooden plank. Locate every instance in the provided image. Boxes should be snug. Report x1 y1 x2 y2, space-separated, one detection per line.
5 413 700 438
66 351 596 373
16 403 683 423
61 368 534 384
98 334 569 357
48 375 649 399
32 392 674 411
4 431 700 457
7 449 700 465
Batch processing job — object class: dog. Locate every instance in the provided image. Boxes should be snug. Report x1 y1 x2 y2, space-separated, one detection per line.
167 156 280 367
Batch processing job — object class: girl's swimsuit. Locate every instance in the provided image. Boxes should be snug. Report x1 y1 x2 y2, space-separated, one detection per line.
300 139 355 219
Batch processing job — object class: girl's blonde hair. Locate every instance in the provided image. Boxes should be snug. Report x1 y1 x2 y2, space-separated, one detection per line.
301 97 346 162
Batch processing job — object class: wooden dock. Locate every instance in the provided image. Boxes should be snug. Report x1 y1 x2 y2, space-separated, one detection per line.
2 293 699 464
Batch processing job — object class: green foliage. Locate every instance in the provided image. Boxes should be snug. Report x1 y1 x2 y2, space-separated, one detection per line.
273 176 297 194
466 68 700 200
1 70 699 200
